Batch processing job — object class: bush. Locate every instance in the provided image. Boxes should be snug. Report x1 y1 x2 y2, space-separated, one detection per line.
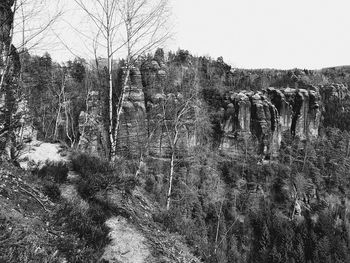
71 152 112 176
71 152 123 199
42 182 61 202
76 171 121 199
55 203 110 249
55 235 99 263
37 161 68 184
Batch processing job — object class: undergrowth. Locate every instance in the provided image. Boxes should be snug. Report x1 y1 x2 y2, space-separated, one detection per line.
42 182 61 202
71 152 113 175
71 152 140 199
53 202 111 262
32 161 68 202
35 160 68 184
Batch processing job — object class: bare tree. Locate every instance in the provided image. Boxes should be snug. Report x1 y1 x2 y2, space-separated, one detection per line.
160 94 194 210
74 0 170 158
53 70 66 140
13 0 63 53
0 0 20 159
0 0 18 93
0 0 63 157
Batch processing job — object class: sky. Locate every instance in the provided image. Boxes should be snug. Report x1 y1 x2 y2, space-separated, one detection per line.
21 0 350 70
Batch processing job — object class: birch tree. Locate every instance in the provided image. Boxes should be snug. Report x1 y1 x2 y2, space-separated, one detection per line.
161 94 194 210
74 0 170 158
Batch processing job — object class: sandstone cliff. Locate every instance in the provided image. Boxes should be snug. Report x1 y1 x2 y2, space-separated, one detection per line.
220 87 322 157
77 57 349 159
115 67 147 158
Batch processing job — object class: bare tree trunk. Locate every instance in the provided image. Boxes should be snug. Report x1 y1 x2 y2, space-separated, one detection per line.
112 66 130 157
165 123 179 210
78 71 91 149
64 99 73 146
54 76 66 140
69 106 76 147
107 2 115 157
166 150 175 210
61 80 73 145
214 201 223 254
0 0 17 92
0 0 19 160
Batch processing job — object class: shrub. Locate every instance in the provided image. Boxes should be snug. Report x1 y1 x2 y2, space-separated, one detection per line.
42 182 61 202
37 161 68 184
76 171 121 199
71 152 123 199
71 152 112 176
55 203 110 249
55 235 99 263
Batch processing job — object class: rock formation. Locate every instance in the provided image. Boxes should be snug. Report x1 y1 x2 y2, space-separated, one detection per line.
76 54 350 160
141 57 170 157
140 56 195 158
220 87 322 157
115 67 147 158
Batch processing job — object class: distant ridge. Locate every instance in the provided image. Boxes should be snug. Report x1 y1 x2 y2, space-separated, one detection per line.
321 65 350 71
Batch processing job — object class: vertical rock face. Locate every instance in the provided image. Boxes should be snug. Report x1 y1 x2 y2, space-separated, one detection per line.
78 67 148 158
140 57 170 157
268 87 321 141
220 87 322 157
116 67 147 158
141 56 195 158
76 57 348 159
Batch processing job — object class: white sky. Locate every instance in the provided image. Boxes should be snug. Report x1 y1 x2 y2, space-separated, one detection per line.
24 0 350 69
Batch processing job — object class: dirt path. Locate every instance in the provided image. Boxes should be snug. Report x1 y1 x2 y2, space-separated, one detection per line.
101 216 151 263
18 141 152 263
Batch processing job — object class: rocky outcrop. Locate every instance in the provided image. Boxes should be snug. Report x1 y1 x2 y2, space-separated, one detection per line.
116 67 147 158
141 57 169 157
76 53 349 160
140 57 196 158
220 87 322 157
268 87 321 140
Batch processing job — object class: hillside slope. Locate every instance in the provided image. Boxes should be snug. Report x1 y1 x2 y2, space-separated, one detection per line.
1 141 200 262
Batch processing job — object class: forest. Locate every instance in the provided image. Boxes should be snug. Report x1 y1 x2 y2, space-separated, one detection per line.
1 1 350 263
